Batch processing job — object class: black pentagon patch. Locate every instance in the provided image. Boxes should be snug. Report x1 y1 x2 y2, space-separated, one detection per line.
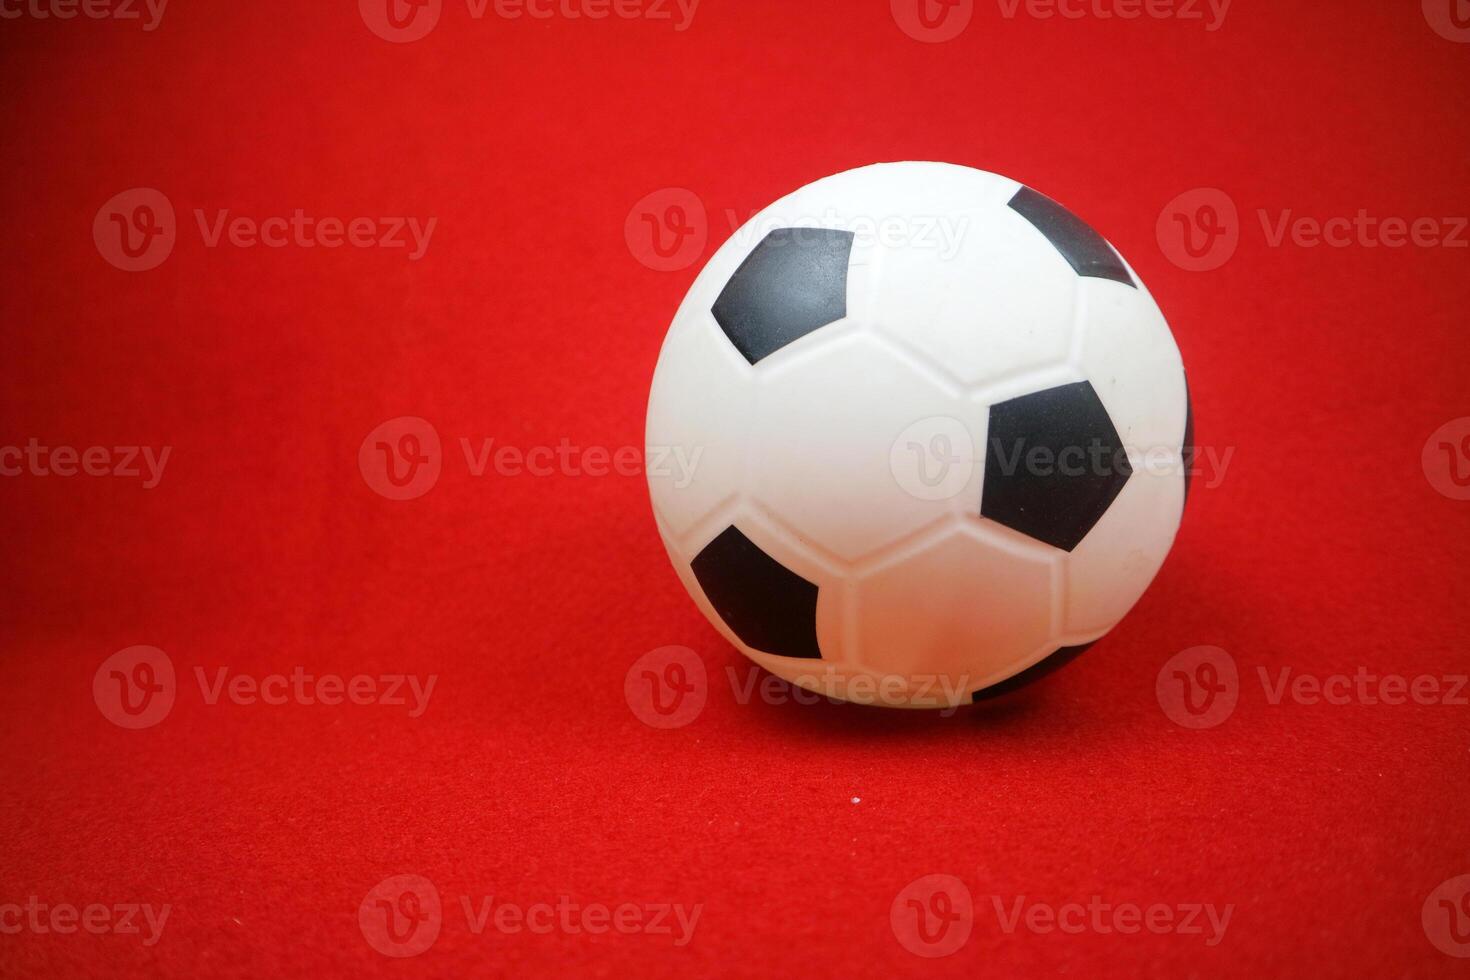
711 227 855 364
1181 373 1195 504
1008 187 1134 288
982 381 1132 552
971 641 1096 702
690 525 822 659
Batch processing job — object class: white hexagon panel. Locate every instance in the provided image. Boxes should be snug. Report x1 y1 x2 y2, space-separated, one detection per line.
646 162 1190 707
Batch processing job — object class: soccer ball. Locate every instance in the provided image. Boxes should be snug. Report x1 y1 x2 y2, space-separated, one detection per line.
645 162 1190 708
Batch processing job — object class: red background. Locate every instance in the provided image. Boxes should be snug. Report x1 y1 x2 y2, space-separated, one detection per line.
2 0 1468 975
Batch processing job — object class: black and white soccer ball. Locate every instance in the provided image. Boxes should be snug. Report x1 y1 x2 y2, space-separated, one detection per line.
646 163 1191 708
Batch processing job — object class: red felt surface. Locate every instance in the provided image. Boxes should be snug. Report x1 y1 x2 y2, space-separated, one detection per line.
2 0 1468 976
